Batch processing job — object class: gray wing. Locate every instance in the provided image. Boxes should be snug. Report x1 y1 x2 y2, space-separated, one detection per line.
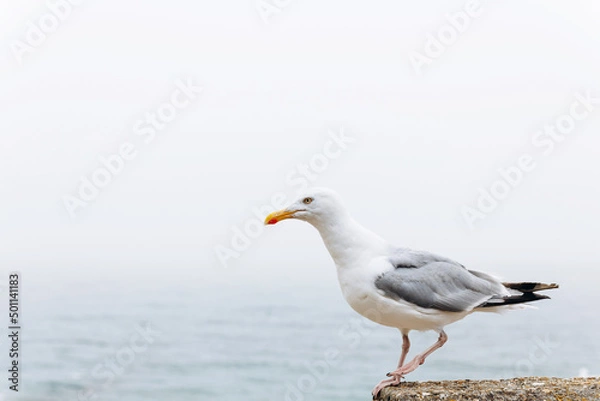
387 248 465 269
375 249 508 312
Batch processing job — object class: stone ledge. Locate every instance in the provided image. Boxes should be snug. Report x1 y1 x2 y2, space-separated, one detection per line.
377 377 599 401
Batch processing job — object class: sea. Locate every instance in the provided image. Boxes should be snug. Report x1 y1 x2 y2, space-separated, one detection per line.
4 267 599 401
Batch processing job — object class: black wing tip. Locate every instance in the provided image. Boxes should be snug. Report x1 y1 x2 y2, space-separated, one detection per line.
479 291 551 308
502 282 559 293
480 281 558 308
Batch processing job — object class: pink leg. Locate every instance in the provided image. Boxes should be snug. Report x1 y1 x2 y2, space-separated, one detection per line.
371 332 411 398
397 333 411 368
372 331 448 399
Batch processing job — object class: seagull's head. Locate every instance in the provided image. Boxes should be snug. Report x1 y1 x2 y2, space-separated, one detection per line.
264 187 348 227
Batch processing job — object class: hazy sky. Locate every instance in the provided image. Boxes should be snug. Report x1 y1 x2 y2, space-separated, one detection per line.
1 1 599 292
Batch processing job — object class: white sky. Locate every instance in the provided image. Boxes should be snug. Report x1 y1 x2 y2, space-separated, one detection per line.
0 0 599 291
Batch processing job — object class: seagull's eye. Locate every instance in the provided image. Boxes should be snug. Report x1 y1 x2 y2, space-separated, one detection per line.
303 197 313 205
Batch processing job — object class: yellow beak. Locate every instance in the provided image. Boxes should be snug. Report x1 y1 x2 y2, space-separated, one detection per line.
264 209 297 225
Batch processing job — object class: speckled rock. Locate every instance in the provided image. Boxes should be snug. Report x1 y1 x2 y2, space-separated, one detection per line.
377 377 599 401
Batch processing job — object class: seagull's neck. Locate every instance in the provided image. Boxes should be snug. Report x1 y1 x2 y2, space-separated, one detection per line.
311 215 389 268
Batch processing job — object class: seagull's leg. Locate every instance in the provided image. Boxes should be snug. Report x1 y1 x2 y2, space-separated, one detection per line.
397 333 411 368
388 330 448 377
371 332 411 398
372 331 448 398
371 375 398 399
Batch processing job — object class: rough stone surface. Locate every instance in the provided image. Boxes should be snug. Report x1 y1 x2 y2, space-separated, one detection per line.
377 377 600 401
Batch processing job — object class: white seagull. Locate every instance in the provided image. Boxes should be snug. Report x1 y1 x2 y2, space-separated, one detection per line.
264 188 558 398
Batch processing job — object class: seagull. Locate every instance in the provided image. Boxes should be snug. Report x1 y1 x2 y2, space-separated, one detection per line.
264 188 558 398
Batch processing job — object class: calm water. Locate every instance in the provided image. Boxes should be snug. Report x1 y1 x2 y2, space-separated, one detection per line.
6 269 599 401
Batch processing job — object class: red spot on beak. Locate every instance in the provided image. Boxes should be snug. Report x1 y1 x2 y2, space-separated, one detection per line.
267 218 278 225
